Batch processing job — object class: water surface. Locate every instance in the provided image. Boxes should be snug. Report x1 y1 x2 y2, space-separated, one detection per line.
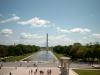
23 50 59 64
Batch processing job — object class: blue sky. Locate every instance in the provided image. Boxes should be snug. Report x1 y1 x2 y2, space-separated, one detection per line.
0 0 100 46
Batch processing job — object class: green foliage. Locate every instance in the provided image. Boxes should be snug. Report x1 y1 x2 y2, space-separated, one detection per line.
53 42 100 63
0 44 40 60
0 45 8 57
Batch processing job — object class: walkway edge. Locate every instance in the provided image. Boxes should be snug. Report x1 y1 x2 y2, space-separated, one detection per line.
70 69 79 75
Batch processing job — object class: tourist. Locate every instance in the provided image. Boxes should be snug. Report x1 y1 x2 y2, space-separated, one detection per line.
47 69 49 75
9 72 12 75
33 63 36 67
31 69 33 74
0 65 1 69
40 70 44 75
29 70 30 74
35 68 37 72
47 69 52 75
0 64 3 69
49 69 51 74
33 68 38 75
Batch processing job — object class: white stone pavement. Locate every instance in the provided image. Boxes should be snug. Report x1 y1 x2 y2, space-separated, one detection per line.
1 67 60 75
0 67 14 75
0 67 80 75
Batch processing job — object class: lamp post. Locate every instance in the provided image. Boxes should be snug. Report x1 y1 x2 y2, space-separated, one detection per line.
60 57 70 75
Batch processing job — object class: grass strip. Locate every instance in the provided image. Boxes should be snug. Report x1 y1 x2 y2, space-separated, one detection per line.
73 69 100 75
53 52 65 60
1 53 33 62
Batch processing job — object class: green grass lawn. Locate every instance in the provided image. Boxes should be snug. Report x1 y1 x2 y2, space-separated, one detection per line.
53 52 65 60
0 53 33 62
73 69 100 75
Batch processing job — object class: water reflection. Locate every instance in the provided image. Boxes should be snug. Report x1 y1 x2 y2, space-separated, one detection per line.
23 50 58 63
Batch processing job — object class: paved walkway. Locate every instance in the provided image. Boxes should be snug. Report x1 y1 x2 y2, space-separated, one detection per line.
0 67 60 75
0 67 79 75
0 67 14 75
1 67 100 75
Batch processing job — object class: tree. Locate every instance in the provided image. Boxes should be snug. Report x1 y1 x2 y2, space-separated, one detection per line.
53 45 64 54
70 43 82 59
0 45 8 57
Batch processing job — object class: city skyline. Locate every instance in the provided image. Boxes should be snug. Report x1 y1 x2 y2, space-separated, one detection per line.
0 0 100 46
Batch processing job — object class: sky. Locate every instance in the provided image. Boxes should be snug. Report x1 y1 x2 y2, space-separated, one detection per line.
0 0 100 46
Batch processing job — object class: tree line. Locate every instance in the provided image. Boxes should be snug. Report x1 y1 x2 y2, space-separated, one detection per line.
0 44 40 58
53 42 100 64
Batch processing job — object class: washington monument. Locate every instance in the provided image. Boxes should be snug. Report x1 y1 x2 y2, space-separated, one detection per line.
46 33 48 50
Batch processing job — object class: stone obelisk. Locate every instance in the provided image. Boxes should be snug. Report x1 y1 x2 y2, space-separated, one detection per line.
46 33 48 50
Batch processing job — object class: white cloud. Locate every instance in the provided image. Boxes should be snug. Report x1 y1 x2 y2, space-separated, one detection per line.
70 28 91 33
56 27 70 33
0 29 13 36
19 33 74 46
82 37 88 39
49 35 74 46
57 27 91 33
20 32 44 39
20 32 33 39
92 33 100 39
18 17 50 27
0 14 20 23
20 33 98 46
20 32 45 46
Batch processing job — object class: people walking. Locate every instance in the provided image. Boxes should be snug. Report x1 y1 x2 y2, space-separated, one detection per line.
9 72 12 75
0 64 3 69
29 70 30 74
0 64 1 69
31 69 33 74
49 69 51 75
34 68 38 75
40 70 44 75
47 69 52 75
